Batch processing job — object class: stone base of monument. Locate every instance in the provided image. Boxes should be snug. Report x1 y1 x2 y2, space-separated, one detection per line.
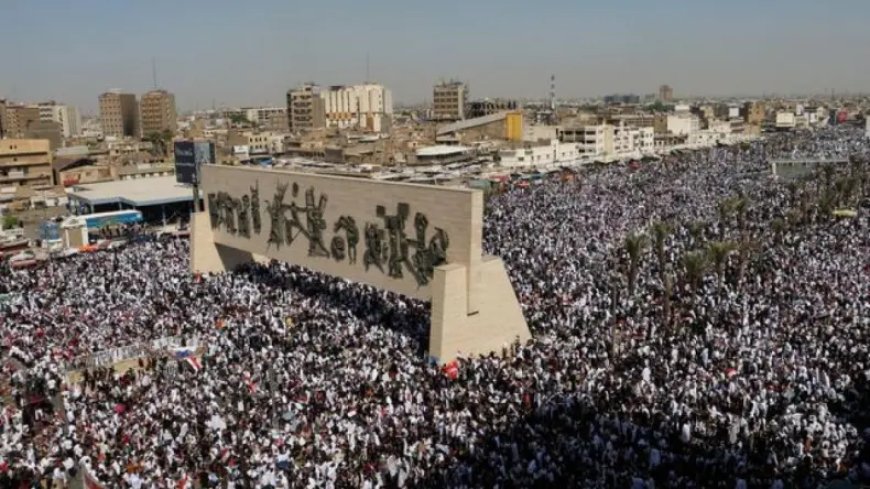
428 259 530 363
191 212 531 364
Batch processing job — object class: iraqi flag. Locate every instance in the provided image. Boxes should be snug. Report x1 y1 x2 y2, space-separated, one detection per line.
173 347 202 372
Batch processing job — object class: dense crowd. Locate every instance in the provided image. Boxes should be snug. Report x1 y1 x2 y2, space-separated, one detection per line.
0 127 868 488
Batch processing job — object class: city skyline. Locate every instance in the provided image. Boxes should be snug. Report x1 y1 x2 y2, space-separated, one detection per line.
1 0 869 113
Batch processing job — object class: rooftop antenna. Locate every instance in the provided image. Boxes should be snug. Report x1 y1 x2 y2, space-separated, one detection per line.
549 74 556 111
152 57 158 89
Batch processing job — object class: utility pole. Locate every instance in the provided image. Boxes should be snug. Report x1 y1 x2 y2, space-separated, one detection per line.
152 57 158 89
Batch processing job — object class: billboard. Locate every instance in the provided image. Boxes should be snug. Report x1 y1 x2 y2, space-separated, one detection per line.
175 140 215 185
174 141 196 184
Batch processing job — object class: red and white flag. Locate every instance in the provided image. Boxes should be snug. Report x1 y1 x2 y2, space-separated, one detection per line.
177 474 190 489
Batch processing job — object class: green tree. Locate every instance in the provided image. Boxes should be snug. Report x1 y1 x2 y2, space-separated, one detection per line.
623 233 647 296
681 251 708 293
731 197 749 234
2 214 19 229
706 241 736 287
770 218 786 245
650 221 671 281
687 221 706 248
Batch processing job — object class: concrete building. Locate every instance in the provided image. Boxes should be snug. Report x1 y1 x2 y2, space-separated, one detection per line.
37 102 81 138
775 111 796 130
322 84 393 133
0 104 40 138
287 83 393 133
432 81 468 121
604 94 641 105
560 123 653 160
666 115 701 136
658 85 674 102
242 107 288 132
23 121 63 150
286 84 327 132
467 99 519 119
498 140 580 168
0 139 54 191
436 112 523 143
139 89 177 137
743 101 766 126
99 91 140 139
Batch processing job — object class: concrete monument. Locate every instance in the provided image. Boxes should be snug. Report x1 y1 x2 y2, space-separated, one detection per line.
191 165 530 362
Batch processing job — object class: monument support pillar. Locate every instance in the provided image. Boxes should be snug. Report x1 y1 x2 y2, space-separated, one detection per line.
428 256 530 363
190 212 254 274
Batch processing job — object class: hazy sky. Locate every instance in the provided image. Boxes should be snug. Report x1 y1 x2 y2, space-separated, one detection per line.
1 0 869 114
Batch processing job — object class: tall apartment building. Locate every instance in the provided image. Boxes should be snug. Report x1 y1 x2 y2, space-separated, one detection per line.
0 99 7 138
287 83 393 133
139 89 177 137
37 102 81 138
287 84 326 132
432 81 468 121
0 104 40 138
0 139 54 190
99 91 139 138
658 85 674 103
322 84 393 132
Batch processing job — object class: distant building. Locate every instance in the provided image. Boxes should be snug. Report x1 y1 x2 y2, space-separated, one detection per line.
743 101 766 126
0 139 54 193
0 104 40 138
658 85 674 102
139 89 177 137
322 84 393 133
286 84 327 132
666 115 701 136
775 112 796 131
99 91 140 138
435 111 523 143
23 120 63 150
467 99 519 119
604 94 641 105
37 102 81 138
242 107 288 132
559 123 653 160
432 81 468 121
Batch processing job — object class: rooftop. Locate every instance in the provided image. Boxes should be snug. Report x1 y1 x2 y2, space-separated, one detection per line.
66 176 195 207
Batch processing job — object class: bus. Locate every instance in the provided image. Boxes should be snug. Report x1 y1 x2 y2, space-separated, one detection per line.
80 210 143 230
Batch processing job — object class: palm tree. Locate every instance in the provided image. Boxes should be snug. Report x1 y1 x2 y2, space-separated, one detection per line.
663 271 674 327
717 199 733 238
623 233 647 296
707 241 736 286
822 163 836 192
770 218 786 245
681 251 708 293
786 181 800 207
732 197 749 235
650 221 671 281
733 239 758 287
687 221 706 249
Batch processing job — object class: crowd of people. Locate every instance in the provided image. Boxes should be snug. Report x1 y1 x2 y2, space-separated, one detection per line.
0 127 868 488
